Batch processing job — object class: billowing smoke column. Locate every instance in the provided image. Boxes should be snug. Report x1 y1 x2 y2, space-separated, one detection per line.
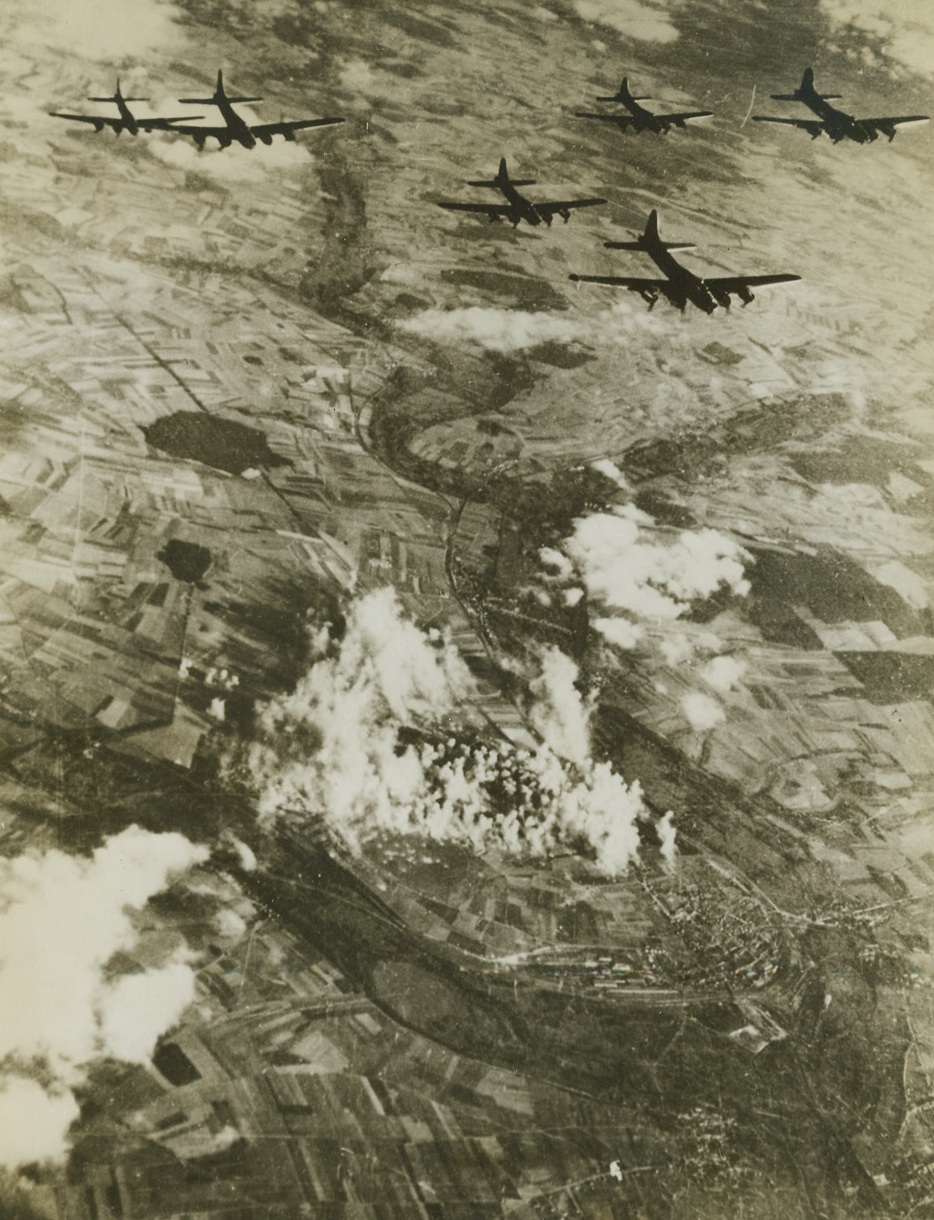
541 499 752 732
544 503 751 651
0 827 208 1169
246 589 653 876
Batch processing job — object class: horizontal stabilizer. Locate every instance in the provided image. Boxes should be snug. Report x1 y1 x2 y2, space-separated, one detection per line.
467 177 535 187
89 94 147 103
771 90 840 101
597 93 649 101
605 239 695 251
179 93 262 104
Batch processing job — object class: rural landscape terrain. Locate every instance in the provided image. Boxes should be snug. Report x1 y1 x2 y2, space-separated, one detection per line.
0 0 933 1215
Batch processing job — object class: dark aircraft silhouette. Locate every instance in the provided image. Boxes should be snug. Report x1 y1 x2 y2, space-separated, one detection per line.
576 77 712 134
569 210 799 314
752 67 928 143
437 157 606 227
170 70 344 149
51 80 197 136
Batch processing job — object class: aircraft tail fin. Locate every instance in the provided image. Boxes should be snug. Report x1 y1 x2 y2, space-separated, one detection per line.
179 69 262 105
771 66 839 101
468 158 535 188
605 209 694 251
597 77 650 102
89 79 147 103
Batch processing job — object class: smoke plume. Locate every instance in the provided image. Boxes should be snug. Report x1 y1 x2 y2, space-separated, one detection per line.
246 589 655 876
0 827 208 1169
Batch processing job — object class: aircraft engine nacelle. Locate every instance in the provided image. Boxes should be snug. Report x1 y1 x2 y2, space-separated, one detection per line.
557 208 571 223
283 129 296 142
709 287 732 310
194 134 206 150
219 134 232 149
735 285 754 306
259 132 273 145
93 120 105 133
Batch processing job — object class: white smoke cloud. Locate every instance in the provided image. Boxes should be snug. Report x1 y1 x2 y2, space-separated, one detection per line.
659 634 695 666
0 1079 80 1171
246 589 658 876
572 0 680 43
540 548 576 582
820 0 934 77
0 827 208 1168
528 647 592 767
414 738 646 876
214 909 248 940
5 0 183 58
97 957 198 1064
658 810 677 869
681 691 725 732
399 307 588 355
594 616 643 650
699 654 747 693
590 459 631 490
146 118 313 185
546 505 751 650
221 833 257 872
251 587 475 839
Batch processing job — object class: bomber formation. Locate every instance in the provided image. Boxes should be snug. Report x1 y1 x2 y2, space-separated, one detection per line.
53 69 344 148
51 63 929 318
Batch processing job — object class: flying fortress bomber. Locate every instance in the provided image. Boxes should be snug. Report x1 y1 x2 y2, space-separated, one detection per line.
437 157 606 227
51 80 199 136
577 77 712 135
569 210 799 314
753 67 928 143
170 70 345 149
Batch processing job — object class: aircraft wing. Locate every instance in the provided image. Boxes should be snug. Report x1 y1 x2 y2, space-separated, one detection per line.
51 112 124 131
163 123 233 146
703 273 800 301
657 110 713 125
534 197 606 221
860 114 929 133
751 115 826 138
138 115 202 130
569 274 667 292
576 112 638 129
249 117 345 139
437 201 514 219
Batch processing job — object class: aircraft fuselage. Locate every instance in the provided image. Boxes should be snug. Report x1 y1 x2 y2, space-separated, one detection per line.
617 90 673 134
497 181 537 225
497 180 562 227
800 85 879 143
638 238 718 314
113 97 142 136
213 98 255 148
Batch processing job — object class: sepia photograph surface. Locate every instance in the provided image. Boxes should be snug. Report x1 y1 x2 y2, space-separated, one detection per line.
0 0 933 1216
